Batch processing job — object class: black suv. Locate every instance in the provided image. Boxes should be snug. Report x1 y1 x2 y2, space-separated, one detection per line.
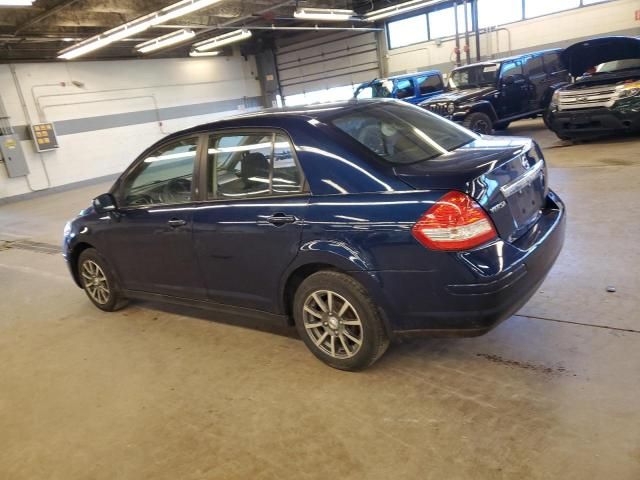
421 49 569 134
545 36 640 141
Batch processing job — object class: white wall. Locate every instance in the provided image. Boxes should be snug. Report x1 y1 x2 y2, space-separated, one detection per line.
0 52 261 200
384 0 640 75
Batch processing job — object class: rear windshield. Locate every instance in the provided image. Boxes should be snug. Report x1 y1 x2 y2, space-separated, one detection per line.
330 102 475 165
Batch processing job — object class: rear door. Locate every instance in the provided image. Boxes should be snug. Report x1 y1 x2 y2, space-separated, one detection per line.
522 54 548 110
192 130 308 313
415 73 445 102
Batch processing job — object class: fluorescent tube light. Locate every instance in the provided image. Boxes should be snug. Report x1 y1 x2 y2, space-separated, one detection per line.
189 50 221 57
136 29 195 53
58 0 222 60
0 1 34 5
365 0 445 21
193 29 252 52
293 8 356 21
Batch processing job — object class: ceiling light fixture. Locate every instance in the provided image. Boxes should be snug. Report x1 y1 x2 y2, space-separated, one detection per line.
193 29 252 52
364 0 445 21
58 0 223 60
293 7 356 21
136 29 195 53
0 1 34 6
189 50 221 57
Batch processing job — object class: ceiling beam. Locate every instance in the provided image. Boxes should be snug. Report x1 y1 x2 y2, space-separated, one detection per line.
14 0 82 35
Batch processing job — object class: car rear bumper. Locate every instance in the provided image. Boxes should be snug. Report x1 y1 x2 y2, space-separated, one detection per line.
354 191 566 336
546 105 640 137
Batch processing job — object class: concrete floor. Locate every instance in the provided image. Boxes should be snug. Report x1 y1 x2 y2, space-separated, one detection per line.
0 119 638 479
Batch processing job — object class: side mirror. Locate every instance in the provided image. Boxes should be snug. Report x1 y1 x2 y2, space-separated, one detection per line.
93 193 117 214
503 75 515 86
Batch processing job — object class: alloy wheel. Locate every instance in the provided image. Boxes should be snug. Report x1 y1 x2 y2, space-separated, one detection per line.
81 260 110 305
302 290 363 359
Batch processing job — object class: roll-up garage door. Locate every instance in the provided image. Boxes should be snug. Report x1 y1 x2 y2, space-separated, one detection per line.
275 31 381 97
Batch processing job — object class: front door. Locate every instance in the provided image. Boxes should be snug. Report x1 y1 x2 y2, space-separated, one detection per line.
106 135 206 299
192 130 308 313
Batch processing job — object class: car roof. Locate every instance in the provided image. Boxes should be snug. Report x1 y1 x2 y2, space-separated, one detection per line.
452 48 564 70
357 70 440 86
161 99 398 140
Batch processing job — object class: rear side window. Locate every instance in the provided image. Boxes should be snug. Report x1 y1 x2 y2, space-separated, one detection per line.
544 52 563 73
524 55 545 76
206 132 303 199
330 102 475 165
395 79 415 99
417 74 444 95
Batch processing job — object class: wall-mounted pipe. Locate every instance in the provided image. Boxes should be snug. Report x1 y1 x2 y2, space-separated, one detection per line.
463 0 471 64
8 64 52 192
41 95 168 134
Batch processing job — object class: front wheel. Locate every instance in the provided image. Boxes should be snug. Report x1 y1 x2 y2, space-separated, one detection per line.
293 271 389 371
464 112 494 135
78 248 128 312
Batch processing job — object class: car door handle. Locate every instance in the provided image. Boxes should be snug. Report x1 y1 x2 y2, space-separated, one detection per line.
167 218 187 228
266 213 297 226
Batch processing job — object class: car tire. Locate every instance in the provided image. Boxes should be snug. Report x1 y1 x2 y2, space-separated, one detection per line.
555 133 573 141
78 248 128 312
464 112 494 135
293 271 390 371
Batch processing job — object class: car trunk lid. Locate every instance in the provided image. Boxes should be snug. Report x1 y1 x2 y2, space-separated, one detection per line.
394 136 548 243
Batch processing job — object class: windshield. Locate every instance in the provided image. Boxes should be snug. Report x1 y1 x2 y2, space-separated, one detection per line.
355 80 394 99
330 102 476 165
595 58 640 73
449 64 499 89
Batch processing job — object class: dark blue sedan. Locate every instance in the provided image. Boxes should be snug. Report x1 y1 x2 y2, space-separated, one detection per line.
63 100 565 370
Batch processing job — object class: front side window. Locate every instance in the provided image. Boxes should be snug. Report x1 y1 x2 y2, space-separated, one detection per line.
121 137 198 207
207 132 303 199
449 63 500 89
500 60 523 79
330 102 475 165
355 80 394 99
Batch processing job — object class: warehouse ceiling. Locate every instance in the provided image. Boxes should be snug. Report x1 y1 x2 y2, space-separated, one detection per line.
0 0 374 62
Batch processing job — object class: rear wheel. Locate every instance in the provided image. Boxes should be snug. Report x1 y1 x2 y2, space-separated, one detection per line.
464 112 494 135
78 248 128 312
293 271 389 371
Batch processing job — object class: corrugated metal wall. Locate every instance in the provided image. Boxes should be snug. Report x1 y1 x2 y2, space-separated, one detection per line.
276 31 381 96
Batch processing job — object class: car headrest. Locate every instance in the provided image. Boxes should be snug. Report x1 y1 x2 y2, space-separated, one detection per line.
241 152 269 180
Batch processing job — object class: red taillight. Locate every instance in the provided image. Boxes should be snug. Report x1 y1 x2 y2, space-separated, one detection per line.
411 191 497 251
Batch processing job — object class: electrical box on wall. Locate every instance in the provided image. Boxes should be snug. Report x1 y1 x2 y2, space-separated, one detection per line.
0 134 30 178
30 123 59 152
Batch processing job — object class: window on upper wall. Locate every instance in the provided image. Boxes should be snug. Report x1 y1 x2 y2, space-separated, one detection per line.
525 0 580 18
477 0 523 28
428 3 473 39
387 14 429 49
